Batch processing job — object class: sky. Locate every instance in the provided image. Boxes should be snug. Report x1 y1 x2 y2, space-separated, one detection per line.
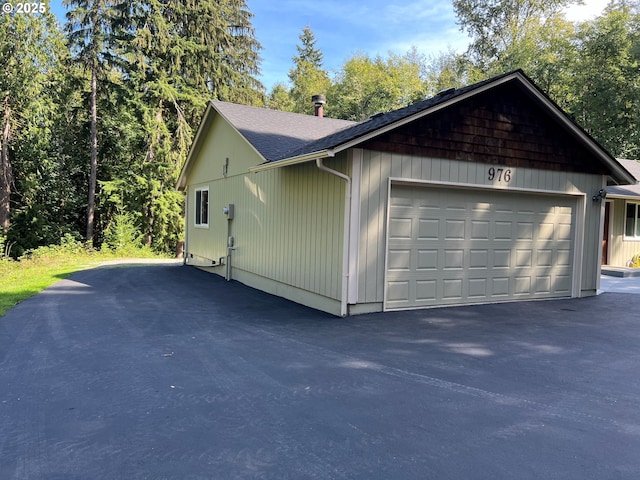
47 0 611 91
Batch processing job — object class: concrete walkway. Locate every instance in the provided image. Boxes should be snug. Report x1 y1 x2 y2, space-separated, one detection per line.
600 274 640 294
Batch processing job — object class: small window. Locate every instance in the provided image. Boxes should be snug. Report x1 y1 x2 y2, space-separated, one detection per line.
194 187 209 227
625 202 640 238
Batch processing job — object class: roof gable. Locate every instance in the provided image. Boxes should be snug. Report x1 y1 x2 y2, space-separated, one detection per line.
361 81 607 174
212 101 355 161
253 70 634 185
179 70 636 189
177 101 355 189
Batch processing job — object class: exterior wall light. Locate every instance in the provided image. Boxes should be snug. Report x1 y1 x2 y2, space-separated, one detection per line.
592 189 607 202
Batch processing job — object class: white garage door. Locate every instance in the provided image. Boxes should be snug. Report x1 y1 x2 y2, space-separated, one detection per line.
385 184 576 310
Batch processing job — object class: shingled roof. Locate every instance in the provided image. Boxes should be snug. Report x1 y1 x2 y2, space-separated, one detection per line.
607 159 640 197
213 101 356 161
178 69 636 189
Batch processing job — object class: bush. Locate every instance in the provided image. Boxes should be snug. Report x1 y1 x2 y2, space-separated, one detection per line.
20 233 91 262
102 212 155 257
629 254 640 268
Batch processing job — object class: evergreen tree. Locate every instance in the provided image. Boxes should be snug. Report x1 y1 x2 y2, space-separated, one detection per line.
99 0 264 253
64 0 125 243
288 26 331 115
0 6 65 243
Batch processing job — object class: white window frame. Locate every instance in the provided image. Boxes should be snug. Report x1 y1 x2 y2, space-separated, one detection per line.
194 186 209 228
624 201 640 240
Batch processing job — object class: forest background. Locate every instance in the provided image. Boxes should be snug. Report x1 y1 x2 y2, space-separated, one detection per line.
1 0 639 258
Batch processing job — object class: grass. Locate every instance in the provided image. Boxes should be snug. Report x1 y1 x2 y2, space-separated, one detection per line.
0 242 168 317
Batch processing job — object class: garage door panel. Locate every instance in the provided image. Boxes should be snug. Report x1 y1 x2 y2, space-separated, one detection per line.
417 249 438 270
517 222 534 239
535 276 551 294
495 222 513 240
468 278 487 298
538 249 553 266
389 217 412 239
493 250 511 268
386 185 576 310
516 250 533 267
471 221 489 239
444 250 464 269
445 220 465 239
470 249 489 268
387 249 411 271
418 219 439 239
416 280 436 302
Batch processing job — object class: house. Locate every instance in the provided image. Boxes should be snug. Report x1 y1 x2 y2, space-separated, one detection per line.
177 70 635 316
601 158 640 267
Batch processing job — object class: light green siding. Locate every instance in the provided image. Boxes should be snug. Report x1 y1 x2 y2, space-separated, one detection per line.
183 117 347 315
357 150 605 307
608 199 640 267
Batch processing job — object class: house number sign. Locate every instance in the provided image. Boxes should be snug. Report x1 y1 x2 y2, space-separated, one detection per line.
488 167 512 183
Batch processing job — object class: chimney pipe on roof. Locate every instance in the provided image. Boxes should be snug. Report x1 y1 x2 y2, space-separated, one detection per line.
312 94 326 117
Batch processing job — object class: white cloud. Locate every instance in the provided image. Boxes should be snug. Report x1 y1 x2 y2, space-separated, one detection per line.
563 0 609 22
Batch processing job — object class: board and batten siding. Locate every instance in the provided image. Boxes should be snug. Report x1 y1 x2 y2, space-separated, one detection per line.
356 149 605 307
186 151 348 314
608 199 640 267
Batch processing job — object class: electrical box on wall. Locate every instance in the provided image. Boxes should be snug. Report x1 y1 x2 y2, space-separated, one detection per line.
222 204 234 220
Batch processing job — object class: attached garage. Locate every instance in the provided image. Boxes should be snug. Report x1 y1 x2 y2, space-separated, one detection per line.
179 69 635 316
385 182 581 310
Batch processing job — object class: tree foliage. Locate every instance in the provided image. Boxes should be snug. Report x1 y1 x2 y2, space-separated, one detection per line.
1 0 264 257
287 26 331 115
330 50 426 121
4 1 640 259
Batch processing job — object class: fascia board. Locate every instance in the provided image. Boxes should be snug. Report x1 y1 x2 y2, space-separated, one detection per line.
249 150 333 172
324 71 635 186
328 72 524 156
514 76 636 186
176 101 269 190
176 101 215 191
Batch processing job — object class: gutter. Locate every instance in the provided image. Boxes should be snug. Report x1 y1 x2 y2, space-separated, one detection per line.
316 157 351 317
249 150 333 173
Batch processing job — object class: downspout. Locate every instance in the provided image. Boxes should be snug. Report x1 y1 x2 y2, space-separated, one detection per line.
316 157 351 317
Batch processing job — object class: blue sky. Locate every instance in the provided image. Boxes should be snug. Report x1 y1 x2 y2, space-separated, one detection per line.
47 0 610 91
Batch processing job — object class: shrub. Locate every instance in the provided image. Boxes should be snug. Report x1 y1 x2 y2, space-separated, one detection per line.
102 212 155 257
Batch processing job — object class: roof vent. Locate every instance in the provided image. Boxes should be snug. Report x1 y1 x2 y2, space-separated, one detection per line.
436 87 456 96
312 94 326 117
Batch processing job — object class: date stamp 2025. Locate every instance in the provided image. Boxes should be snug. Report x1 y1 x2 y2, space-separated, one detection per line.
2 2 47 14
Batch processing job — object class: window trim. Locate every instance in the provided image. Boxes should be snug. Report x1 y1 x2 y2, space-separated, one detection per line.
624 201 640 240
194 186 209 228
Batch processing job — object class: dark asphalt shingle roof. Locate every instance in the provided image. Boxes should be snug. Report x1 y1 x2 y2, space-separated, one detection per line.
608 159 640 196
207 70 633 186
214 70 512 163
213 101 356 161
283 75 498 160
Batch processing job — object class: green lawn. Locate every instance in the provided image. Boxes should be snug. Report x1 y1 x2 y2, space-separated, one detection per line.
0 247 166 317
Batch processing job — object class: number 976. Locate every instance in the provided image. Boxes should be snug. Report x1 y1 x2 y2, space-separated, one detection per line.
488 167 511 183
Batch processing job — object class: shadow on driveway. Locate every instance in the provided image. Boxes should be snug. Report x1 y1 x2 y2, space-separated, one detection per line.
1 263 640 479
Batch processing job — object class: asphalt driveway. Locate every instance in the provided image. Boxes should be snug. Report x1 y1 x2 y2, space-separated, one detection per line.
1 263 640 479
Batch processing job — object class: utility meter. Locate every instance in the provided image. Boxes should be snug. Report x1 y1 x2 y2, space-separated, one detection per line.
222 204 234 220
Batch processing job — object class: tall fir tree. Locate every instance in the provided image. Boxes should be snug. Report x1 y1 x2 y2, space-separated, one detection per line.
64 0 125 243
0 6 65 242
98 0 264 253
288 26 331 115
